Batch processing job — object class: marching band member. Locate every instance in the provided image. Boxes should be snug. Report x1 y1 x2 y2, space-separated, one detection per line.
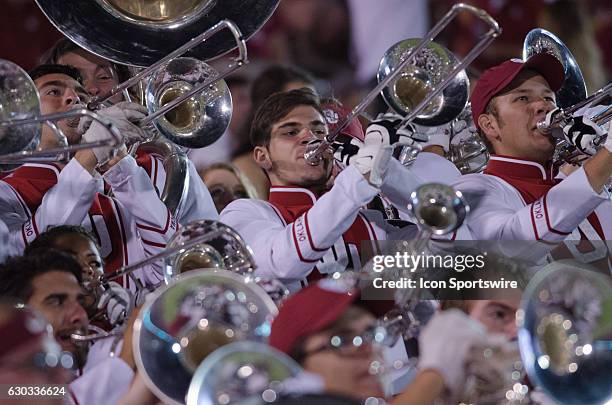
0 65 172 287
25 225 135 328
452 54 612 245
44 38 219 225
268 280 384 402
220 88 416 291
0 250 135 405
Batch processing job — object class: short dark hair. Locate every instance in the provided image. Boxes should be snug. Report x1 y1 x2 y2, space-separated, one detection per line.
24 225 100 256
41 37 131 84
250 87 324 147
251 64 316 111
0 249 83 303
28 64 83 84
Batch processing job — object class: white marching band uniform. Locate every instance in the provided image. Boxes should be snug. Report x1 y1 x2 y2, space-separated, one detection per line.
67 350 133 405
221 154 460 292
453 156 611 241
139 149 219 225
0 152 218 288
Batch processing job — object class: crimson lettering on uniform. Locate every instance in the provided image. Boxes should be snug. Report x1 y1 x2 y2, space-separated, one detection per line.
23 220 35 238
294 217 307 242
533 200 544 219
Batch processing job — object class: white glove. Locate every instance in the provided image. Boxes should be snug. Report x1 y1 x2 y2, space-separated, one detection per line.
545 108 607 156
332 135 364 167
351 114 414 181
414 123 452 153
97 281 134 326
80 102 148 163
417 309 488 395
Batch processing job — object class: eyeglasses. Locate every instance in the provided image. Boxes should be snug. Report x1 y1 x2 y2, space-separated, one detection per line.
303 325 388 358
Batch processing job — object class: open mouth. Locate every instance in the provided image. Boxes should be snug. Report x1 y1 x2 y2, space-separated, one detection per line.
65 116 81 128
58 327 86 347
56 330 74 346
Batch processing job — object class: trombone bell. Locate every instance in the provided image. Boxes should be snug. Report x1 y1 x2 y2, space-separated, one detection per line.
394 73 439 116
159 84 201 129
146 57 232 149
179 325 239 373
378 38 469 127
173 244 225 273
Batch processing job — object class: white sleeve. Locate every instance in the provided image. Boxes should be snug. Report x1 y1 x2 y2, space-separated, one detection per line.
0 219 15 261
104 155 177 253
381 153 461 215
68 357 134 405
453 167 608 241
176 159 219 223
23 159 98 244
220 166 379 281
0 181 30 228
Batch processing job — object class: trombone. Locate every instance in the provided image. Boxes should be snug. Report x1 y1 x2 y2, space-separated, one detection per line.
522 28 611 163
0 59 122 164
304 3 502 165
0 20 247 165
536 83 612 134
0 108 122 164
100 220 256 287
85 19 246 149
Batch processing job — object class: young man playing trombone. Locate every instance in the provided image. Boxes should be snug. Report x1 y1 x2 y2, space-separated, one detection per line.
0 64 174 288
43 38 219 226
220 88 463 291
452 54 612 246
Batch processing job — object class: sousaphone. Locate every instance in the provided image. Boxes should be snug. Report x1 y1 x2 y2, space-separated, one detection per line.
35 0 280 67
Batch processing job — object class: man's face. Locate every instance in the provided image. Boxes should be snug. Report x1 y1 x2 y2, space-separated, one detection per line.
34 73 90 145
202 168 248 213
27 271 89 356
51 234 103 286
301 311 384 400
57 50 123 104
468 299 519 340
480 72 557 163
256 105 332 188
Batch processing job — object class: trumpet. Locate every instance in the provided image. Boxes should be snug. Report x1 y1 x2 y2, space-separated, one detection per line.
304 3 501 165
375 183 469 342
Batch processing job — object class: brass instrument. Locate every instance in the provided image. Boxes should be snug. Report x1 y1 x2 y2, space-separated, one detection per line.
35 0 280 150
98 220 255 287
304 3 501 165
0 59 122 164
517 261 612 405
446 103 490 174
523 28 611 165
187 341 303 405
377 183 469 342
135 139 190 217
132 269 278 405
